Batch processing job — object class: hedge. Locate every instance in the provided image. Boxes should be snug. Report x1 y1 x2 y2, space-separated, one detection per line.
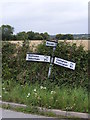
2 40 88 89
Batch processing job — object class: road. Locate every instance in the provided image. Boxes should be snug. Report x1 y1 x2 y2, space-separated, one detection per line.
0 108 50 118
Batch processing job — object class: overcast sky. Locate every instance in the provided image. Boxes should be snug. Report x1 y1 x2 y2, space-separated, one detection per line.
0 0 89 35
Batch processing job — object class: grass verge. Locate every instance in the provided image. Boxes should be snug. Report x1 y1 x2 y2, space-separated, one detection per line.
1 104 63 118
2 80 88 113
1 104 81 119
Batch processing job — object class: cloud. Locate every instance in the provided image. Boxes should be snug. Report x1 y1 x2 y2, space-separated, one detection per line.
0 0 88 34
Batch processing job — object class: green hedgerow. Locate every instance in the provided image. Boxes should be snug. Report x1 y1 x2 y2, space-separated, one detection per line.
2 41 88 89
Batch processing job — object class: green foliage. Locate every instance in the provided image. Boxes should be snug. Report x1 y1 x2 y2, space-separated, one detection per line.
27 31 35 40
2 81 88 113
40 32 50 40
2 41 88 89
34 32 43 40
2 40 30 83
56 34 74 40
16 31 28 40
27 31 50 40
1 25 14 40
2 42 16 80
56 34 63 40
1 24 50 40
2 41 88 113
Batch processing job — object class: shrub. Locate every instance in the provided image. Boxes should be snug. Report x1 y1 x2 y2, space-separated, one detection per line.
2 41 88 89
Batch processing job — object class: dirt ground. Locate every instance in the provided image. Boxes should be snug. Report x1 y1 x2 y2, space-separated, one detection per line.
8 40 89 50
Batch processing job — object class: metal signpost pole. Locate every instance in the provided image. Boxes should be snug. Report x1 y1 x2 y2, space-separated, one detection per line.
48 39 58 78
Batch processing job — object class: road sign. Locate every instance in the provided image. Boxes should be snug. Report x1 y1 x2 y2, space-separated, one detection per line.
26 53 51 63
46 40 57 47
54 57 76 70
26 39 76 78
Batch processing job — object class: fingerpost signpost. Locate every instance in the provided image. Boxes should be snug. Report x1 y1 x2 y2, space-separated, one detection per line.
26 40 76 78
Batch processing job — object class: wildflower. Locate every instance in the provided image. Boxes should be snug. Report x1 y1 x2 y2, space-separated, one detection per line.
49 106 51 108
40 86 43 89
28 93 30 96
0 95 2 98
40 86 46 90
51 91 56 94
27 93 30 98
3 88 5 90
43 87 46 90
34 89 36 92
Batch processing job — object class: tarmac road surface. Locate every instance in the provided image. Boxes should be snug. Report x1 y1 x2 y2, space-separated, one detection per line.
0 108 65 120
0 108 48 118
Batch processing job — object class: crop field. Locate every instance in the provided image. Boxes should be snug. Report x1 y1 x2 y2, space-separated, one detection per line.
6 40 89 50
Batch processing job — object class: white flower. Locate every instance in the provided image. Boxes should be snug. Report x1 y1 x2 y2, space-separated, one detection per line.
28 93 30 96
40 86 46 90
3 88 5 90
49 106 51 108
0 95 2 98
27 93 30 98
40 86 43 89
51 91 56 94
34 89 36 92
43 87 46 90
51 91 54 94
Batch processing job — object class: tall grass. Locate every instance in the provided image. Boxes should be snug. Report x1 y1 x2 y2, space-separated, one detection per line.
2 80 88 113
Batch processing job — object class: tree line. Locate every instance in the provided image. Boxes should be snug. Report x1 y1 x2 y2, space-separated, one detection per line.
0 24 74 41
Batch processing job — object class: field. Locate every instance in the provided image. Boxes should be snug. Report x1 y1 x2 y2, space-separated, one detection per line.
7 40 89 50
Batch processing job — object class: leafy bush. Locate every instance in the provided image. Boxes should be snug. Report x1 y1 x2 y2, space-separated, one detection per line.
2 41 88 89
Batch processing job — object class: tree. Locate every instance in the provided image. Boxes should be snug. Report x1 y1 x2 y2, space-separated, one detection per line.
27 31 35 40
16 31 28 40
56 34 63 40
41 32 50 40
34 32 43 40
12 35 17 40
0 25 14 40
66 34 74 40
56 34 74 40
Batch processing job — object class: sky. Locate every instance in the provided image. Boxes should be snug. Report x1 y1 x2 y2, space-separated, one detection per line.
0 0 89 35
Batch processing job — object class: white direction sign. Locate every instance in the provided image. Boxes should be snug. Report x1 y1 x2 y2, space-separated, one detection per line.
46 40 57 47
54 57 76 70
26 53 50 63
